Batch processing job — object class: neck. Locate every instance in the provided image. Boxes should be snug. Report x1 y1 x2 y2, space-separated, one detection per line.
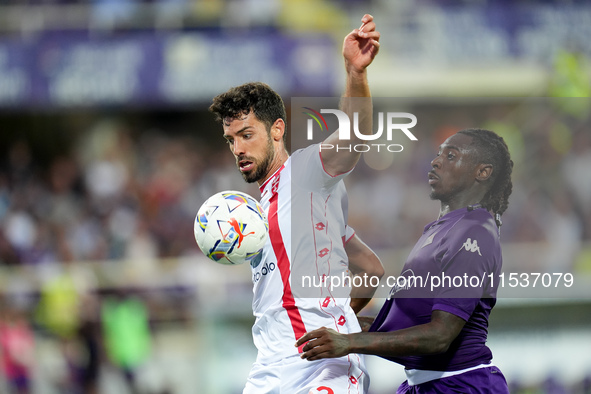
257 148 289 186
438 193 485 219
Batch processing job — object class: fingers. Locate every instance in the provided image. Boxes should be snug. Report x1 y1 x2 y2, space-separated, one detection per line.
351 15 380 43
300 344 333 361
296 328 343 361
358 30 380 43
359 13 374 30
359 14 376 33
295 327 325 348
359 22 375 34
347 28 380 49
300 336 329 360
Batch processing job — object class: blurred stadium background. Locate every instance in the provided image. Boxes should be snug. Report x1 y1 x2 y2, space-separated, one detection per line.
1 0 590 393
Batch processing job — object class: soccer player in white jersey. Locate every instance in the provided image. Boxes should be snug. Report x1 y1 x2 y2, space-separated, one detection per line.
209 14 381 394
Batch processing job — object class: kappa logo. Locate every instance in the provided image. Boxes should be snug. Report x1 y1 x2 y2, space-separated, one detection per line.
462 238 482 256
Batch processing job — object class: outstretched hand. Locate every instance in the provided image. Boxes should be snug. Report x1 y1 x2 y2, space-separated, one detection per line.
343 14 381 74
295 327 352 361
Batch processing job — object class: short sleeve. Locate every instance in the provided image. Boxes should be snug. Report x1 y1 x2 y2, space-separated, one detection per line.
291 144 353 193
344 225 356 245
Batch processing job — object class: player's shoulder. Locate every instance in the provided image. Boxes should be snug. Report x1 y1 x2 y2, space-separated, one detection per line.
439 207 496 239
462 208 498 234
448 208 499 247
291 144 319 160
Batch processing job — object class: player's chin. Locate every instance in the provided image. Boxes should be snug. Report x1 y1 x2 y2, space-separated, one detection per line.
241 172 257 183
429 189 441 201
241 168 260 184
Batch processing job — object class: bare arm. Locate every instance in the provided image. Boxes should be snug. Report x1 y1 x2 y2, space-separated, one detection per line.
296 310 466 361
321 14 380 176
357 316 375 332
345 233 384 314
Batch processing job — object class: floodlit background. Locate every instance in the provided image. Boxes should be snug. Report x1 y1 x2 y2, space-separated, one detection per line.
1 1 591 393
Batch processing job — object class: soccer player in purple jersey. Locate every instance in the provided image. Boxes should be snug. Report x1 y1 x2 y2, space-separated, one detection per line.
297 129 513 393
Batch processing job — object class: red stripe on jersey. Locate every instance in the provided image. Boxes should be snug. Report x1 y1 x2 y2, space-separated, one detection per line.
268 191 307 350
259 164 285 192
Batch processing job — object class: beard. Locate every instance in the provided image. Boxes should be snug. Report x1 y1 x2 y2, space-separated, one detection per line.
429 190 442 201
238 137 275 184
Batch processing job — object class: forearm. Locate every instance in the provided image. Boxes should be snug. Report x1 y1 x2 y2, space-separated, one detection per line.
347 323 451 357
344 68 371 98
298 307 465 361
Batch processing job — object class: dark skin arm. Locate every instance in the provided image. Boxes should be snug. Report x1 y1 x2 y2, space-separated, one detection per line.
295 310 466 361
356 316 375 332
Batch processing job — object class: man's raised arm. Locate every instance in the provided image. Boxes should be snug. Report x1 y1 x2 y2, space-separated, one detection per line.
321 14 380 176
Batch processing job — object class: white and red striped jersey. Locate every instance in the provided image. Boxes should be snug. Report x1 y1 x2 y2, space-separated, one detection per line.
252 144 361 364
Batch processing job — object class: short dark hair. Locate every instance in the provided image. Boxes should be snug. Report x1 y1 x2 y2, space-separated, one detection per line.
209 82 287 143
459 128 514 221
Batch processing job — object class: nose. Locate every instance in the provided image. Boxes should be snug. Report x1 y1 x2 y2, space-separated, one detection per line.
431 155 441 169
232 139 245 156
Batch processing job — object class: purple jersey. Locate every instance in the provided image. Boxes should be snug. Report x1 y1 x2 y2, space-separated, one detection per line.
370 206 502 371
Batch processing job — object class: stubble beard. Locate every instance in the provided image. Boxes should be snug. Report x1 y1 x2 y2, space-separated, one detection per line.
240 137 275 184
429 190 441 201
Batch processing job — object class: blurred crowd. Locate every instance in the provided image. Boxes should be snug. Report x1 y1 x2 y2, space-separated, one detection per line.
0 0 354 36
0 99 590 393
0 117 215 393
2 102 589 269
1 121 203 266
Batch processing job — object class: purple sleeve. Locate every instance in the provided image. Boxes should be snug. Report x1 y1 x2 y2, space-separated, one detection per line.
432 221 500 321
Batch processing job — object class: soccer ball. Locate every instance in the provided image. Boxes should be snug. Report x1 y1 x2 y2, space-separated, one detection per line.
194 190 268 265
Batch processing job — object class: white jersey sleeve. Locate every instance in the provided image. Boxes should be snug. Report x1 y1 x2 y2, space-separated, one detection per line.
344 225 356 245
291 144 353 193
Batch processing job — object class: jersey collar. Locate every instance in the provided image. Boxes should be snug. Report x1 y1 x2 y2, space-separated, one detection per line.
259 163 286 192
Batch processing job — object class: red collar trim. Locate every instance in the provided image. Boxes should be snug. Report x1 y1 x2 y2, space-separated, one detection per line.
259 164 286 191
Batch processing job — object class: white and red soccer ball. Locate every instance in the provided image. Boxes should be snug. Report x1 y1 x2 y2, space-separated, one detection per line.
194 191 268 265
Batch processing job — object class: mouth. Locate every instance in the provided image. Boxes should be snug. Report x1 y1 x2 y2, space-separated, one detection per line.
238 159 254 173
428 171 439 185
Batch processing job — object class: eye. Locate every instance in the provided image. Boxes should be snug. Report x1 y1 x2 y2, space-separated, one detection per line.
225 138 234 146
447 152 455 160
243 133 252 140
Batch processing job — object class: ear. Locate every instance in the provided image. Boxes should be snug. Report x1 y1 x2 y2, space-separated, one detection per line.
271 119 285 142
475 163 493 182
